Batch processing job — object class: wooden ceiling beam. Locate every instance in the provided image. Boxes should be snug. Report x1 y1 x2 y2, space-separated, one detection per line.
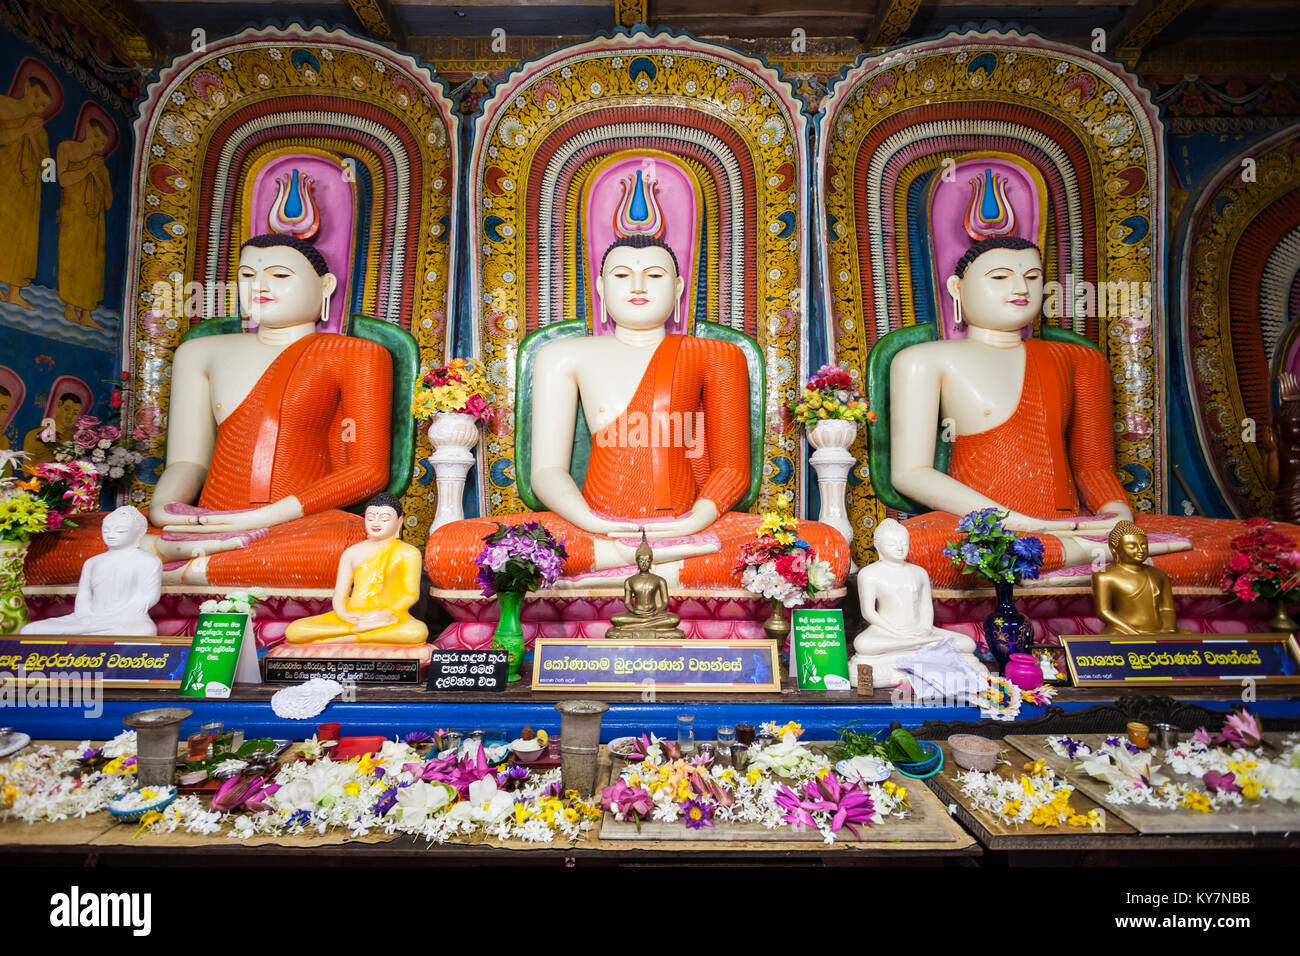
863 0 923 47
1113 0 1199 66
616 0 649 28
347 0 408 45
46 0 162 66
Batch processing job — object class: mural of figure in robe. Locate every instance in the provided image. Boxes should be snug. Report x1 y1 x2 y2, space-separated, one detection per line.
0 61 60 309
56 105 116 329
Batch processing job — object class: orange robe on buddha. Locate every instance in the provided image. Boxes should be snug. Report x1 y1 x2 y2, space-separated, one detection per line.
26 333 393 588
903 337 1300 588
425 334 850 589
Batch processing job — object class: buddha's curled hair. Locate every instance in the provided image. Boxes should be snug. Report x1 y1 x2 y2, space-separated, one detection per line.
953 235 1040 278
1108 519 1143 552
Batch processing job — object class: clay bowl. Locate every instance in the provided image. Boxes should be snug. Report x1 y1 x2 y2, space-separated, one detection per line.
948 735 1001 773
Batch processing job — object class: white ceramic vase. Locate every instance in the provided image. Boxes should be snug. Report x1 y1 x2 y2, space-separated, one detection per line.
427 412 480 532
807 419 859 566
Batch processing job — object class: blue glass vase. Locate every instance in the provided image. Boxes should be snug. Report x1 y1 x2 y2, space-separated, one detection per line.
984 581 1033 668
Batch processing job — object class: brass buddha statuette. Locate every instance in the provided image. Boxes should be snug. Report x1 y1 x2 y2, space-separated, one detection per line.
1091 520 1185 634
606 531 685 639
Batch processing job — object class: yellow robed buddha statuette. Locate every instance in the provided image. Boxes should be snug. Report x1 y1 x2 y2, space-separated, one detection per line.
607 531 684 639
285 494 427 646
1091 520 1186 635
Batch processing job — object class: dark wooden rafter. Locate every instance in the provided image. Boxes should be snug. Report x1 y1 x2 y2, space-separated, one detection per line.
48 0 162 66
864 0 922 47
615 0 648 28
1113 0 1199 66
347 0 408 44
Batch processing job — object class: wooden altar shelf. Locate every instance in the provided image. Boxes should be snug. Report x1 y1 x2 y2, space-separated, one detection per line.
926 738 1300 852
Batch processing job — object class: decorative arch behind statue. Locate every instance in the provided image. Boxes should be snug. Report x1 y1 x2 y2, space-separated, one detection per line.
121 24 460 546
466 28 810 517
815 27 1166 565
1175 123 1300 519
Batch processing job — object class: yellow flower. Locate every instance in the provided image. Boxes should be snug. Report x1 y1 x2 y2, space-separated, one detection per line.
775 531 796 545
816 767 830 780
1067 813 1091 827
2 784 17 805
102 756 125 775
343 782 360 797
1240 778 1262 801
1228 760 1257 776
1028 804 1061 828
1024 759 1049 777
563 807 579 823
629 773 642 787
353 753 379 776
747 768 763 785
133 810 164 838
1180 790 1213 813
675 780 692 801
894 787 908 805
513 803 531 824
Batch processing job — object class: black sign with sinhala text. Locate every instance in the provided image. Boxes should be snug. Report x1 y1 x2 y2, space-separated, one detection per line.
426 650 509 692
1059 634 1300 686
263 657 422 685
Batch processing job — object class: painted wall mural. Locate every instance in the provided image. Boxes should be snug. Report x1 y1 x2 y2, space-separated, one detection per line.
0 22 130 471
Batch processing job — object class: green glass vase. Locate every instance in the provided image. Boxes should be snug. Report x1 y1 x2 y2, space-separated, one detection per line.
493 590 525 682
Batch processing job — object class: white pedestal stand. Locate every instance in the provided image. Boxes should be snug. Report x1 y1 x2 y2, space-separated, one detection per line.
807 419 859 569
427 412 480 533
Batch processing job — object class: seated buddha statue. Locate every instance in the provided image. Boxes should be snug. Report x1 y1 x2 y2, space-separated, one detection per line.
25 233 392 588
850 519 987 687
1091 521 1184 634
284 493 427 646
607 531 684 638
425 235 849 591
890 235 1293 588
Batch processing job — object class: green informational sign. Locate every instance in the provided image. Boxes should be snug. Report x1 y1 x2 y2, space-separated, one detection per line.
792 608 851 690
179 613 257 698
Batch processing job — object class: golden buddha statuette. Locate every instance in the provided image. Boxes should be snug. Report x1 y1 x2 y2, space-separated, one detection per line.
606 531 684 639
1091 520 1185 634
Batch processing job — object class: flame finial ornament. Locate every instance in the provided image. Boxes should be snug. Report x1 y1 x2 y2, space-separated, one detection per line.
267 169 321 239
613 167 665 238
962 168 1016 241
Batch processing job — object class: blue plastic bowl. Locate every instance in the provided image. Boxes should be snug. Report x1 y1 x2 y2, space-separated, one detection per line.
108 787 177 824
892 740 943 779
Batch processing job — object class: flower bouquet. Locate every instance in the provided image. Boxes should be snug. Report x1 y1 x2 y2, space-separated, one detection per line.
788 364 875 430
15 461 100 531
411 357 495 424
944 508 1045 666
475 522 568 681
734 505 835 643
53 376 158 497
1218 517 1300 630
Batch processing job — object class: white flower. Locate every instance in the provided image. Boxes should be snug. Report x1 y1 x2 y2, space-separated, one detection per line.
374 60 385 73
322 50 334 60
171 91 186 105
714 66 727 78
218 57 232 70
1055 62 1069 74
394 780 455 824
663 56 674 67
151 144 165 157
446 776 512 826
269 48 283 60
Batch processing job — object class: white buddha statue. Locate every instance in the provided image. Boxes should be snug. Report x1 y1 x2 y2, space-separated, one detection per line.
22 506 162 636
849 519 988 688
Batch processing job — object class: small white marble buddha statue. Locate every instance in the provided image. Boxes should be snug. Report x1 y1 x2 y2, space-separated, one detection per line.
22 506 162 636
849 519 988 688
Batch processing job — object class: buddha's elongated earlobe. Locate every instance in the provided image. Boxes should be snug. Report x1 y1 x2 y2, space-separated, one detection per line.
320 289 332 324
951 292 963 327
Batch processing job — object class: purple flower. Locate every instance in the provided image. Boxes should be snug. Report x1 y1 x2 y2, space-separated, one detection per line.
402 732 432 746
678 798 715 830
373 766 385 779
80 747 102 762
372 787 397 815
1103 736 1121 748
1058 737 1088 759
1124 742 1142 755
496 764 530 787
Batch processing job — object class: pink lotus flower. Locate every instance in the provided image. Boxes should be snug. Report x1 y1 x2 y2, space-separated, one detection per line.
1193 726 1213 746
1215 710 1264 749
601 779 652 823
1203 771 1241 795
